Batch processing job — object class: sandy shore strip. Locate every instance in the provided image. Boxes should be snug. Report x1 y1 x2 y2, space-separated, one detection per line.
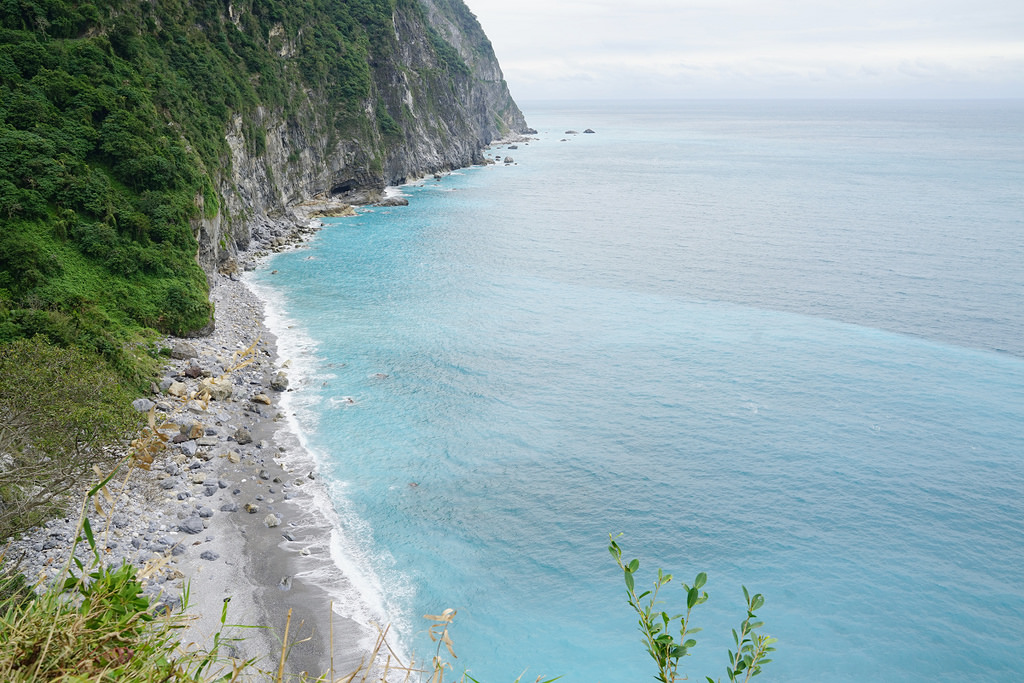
6 216 386 678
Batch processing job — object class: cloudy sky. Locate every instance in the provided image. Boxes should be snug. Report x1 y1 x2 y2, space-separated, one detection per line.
465 0 1024 100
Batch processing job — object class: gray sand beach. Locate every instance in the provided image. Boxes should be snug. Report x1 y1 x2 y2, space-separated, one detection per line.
6 217 385 679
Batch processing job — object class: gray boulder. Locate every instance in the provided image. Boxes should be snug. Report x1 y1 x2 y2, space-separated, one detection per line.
270 372 289 391
132 398 155 413
234 427 253 445
199 377 233 401
170 341 199 360
178 517 204 534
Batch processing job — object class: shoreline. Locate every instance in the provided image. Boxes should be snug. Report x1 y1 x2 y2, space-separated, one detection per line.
6 163 524 676
6 209 385 678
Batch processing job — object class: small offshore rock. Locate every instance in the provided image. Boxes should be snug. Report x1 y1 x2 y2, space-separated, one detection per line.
264 514 281 528
282 531 296 542
377 196 409 207
584 128 596 134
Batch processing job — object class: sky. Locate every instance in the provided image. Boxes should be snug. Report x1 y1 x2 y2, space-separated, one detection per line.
464 0 1024 100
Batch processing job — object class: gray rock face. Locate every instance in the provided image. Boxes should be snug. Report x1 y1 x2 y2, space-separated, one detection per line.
190 0 528 275
377 196 410 207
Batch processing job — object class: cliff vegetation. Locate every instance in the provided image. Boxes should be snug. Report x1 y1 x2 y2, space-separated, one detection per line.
0 0 525 543
0 0 526 384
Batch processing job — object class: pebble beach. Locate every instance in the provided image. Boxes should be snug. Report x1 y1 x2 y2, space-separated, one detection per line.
5 213 374 679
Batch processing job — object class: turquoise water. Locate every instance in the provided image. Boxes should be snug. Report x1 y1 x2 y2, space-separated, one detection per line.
251 101 1024 682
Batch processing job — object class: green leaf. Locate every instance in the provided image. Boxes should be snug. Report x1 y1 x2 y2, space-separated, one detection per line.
628 558 640 573
82 517 96 551
687 586 699 609
742 585 750 603
624 568 635 593
695 572 707 589
751 594 765 611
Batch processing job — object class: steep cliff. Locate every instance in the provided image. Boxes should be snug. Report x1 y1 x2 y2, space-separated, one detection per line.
201 0 528 272
0 0 526 370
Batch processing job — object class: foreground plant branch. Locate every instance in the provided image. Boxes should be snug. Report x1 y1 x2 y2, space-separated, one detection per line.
609 534 776 683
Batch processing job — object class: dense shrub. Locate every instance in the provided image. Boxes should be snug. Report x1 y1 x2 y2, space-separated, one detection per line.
0 337 139 541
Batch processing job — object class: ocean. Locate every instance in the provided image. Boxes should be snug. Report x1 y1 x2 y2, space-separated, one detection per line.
248 100 1024 682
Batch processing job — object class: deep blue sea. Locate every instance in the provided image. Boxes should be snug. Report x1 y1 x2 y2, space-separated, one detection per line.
249 100 1024 682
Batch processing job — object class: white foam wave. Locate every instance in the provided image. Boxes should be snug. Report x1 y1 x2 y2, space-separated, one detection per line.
243 271 412 661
